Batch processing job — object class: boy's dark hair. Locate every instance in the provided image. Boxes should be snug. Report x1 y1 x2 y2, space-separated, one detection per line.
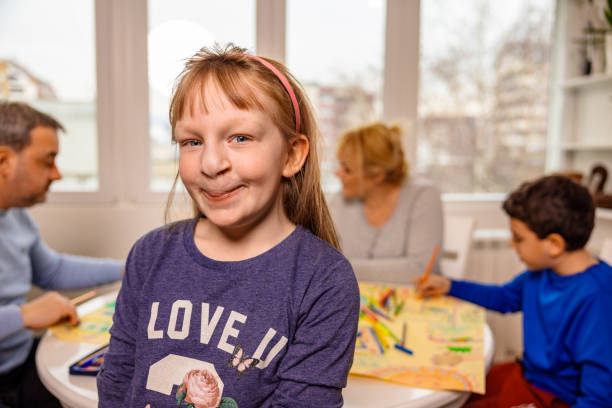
503 175 594 251
0 101 65 152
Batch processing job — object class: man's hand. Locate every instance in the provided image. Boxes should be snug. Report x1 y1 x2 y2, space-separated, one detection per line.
19 291 79 329
413 274 452 298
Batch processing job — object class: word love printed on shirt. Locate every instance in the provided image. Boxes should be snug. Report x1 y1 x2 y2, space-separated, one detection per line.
146 300 288 369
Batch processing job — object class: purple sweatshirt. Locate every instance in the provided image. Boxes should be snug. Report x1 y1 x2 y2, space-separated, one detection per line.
97 219 360 408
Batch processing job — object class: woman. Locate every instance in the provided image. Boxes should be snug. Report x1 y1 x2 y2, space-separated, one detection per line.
328 121 443 284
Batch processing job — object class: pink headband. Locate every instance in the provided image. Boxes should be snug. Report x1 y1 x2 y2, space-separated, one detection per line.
245 54 301 133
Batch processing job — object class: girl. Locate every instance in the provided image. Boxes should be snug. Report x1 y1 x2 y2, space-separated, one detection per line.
97 45 360 408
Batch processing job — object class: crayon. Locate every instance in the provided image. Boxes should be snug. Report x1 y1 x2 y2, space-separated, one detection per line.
401 322 407 347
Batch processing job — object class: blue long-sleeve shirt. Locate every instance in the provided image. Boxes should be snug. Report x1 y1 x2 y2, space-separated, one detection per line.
0 208 123 373
449 261 612 408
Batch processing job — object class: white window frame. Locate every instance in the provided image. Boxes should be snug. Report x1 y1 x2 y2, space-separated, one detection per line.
46 0 532 212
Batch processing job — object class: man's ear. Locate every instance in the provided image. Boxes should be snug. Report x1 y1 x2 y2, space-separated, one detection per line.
282 134 309 178
545 233 566 257
0 146 17 177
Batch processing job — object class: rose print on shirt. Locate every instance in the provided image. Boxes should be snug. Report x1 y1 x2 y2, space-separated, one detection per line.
227 344 259 377
175 368 238 408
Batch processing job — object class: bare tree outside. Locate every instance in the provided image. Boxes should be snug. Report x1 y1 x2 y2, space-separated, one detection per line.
418 0 554 193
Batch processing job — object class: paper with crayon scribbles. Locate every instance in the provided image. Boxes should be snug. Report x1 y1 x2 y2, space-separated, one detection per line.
49 300 115 345
350 283 486 394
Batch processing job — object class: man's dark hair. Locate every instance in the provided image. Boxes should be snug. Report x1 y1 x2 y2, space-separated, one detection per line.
503 175 594 251
0 102 65 151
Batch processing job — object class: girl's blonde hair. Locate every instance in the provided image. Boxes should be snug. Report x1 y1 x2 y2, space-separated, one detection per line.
166 44 340 250
336 121 408 186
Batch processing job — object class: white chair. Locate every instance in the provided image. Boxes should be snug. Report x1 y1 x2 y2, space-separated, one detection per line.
440 216 476 279
600 238 612 264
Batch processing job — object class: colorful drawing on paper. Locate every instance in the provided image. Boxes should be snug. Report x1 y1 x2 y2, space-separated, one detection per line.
49 300 115 344
350 283 486 394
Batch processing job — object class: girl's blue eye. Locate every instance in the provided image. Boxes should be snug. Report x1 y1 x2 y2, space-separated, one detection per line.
232 135 249 143
185 140 201 147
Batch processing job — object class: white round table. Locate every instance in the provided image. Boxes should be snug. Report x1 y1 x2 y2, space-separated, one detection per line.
36 292 116 408
37 293 494 408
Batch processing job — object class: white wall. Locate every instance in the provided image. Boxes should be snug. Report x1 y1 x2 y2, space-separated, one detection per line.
29 199 612 261
28 197 509 260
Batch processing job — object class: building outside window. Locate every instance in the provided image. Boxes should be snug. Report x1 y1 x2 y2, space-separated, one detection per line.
286 0 386 192
418 0 554 193
148 0 256 192
0 0 98 191
1 0 558 198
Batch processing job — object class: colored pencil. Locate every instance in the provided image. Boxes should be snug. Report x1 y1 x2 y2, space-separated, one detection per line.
368 304 393 321
368 327 385 354
360 306 379 322
420 244 440 284
363 315 378 327
70 290 97 306
401 322 407 347
394 300 405 316
372 325 389 349
394 343 413 355
80 350 106 368
375 321 400 343
379 288 394 310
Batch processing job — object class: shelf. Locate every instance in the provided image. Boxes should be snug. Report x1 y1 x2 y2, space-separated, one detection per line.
561 142 612 151
597 208 612 221
562 73 612 90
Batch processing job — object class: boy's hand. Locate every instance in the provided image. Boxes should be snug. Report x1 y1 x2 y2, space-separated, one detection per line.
413 275 451 297
19 291 80 329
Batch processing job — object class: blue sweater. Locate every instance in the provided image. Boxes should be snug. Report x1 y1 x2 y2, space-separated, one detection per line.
0 208 123 373
97 219 360 408
449 261 612 407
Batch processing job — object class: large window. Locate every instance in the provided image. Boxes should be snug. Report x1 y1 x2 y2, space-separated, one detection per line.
418 0 554 193
148 0 256 191
286 0 386 192
2 0 560 202
0 0 98 191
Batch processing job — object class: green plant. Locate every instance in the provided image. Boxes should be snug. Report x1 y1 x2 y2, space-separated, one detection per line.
605 0 612 27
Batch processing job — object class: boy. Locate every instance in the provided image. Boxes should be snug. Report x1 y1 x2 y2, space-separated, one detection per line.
415 175 612 408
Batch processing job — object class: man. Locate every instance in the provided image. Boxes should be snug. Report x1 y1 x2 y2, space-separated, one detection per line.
0 102 123 407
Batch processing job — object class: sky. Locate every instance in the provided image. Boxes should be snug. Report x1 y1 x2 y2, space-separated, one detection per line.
0 0 96 100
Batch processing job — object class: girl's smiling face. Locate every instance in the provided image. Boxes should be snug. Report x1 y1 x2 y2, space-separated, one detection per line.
174 82 291 234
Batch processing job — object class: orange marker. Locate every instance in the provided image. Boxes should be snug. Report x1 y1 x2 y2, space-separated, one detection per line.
420 245 440 284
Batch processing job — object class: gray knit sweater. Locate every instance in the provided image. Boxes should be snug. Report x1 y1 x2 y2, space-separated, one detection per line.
327 180 443 284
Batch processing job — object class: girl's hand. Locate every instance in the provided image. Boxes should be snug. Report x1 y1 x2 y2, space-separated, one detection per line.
413 275 451 298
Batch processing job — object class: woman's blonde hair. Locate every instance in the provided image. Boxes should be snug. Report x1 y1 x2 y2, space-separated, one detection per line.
166 44 340 250
336 121 408 186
